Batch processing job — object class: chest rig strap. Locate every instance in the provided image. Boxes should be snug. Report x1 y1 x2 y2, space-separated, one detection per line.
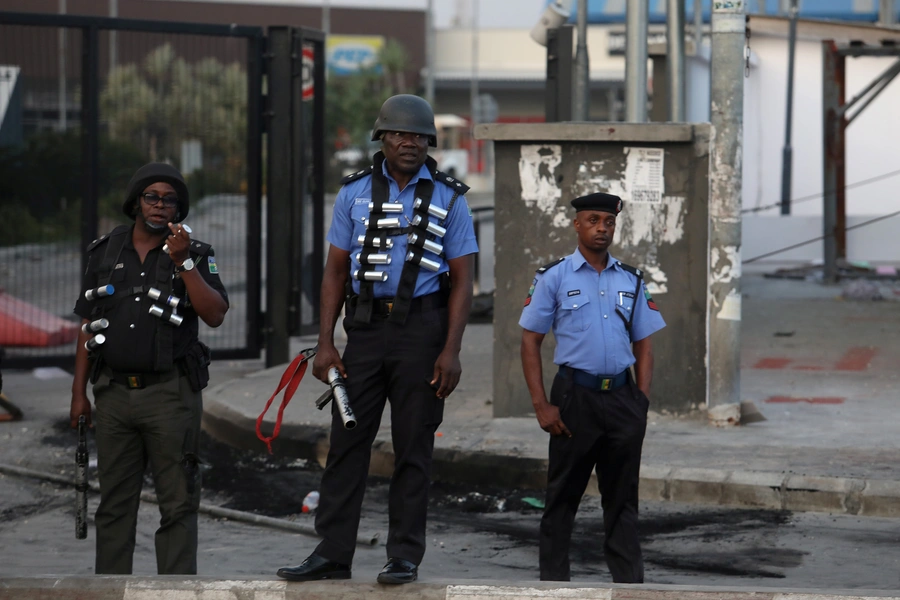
389 173 435 324
354 153 391 324
154 246 176 371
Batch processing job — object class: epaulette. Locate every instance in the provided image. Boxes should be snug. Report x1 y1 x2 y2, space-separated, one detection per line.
340 166 373 185
616 261 644 279
536 257 565 274
434 170 470 195
86 225 129 252
188 239 212 256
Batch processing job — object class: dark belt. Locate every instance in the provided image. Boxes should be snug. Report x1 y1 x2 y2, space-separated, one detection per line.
103 367 180 389
558 365 628 391
348 291 447 318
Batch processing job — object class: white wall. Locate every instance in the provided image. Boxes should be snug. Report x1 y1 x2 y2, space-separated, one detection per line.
732 35 900 263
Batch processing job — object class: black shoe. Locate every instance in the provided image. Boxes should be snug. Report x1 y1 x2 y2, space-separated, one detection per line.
376 557 418 584
276 553 351 581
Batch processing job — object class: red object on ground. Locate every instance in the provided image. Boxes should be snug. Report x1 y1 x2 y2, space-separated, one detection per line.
0 290 79 347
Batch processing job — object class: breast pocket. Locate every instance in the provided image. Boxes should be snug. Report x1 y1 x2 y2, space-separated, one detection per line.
615 291 636 324
560 296 591 331
350 202 370 238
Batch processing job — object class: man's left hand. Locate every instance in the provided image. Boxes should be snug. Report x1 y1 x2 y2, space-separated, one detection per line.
167 222 191 265
431 350 461 399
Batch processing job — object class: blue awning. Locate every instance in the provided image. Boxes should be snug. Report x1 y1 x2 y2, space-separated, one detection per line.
549 0 893 25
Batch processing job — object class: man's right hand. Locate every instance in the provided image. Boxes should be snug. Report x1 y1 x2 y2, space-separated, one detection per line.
70 393 92 429
535 401 571 438
312 342 346 383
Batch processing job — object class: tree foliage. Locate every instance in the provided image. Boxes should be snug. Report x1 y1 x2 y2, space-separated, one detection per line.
100 43 247 190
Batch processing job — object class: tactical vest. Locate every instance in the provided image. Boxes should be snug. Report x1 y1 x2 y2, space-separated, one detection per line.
85 225 210 371
347 152 468 325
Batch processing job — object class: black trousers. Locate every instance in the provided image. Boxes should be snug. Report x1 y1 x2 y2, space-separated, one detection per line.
539 372 649 583
314 306 447 566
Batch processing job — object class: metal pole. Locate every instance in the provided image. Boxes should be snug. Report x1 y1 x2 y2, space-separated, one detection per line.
470 0 479 172
822 40 846 282
693 0 702 52
881 0 897 25
58 0 67 132
707 0 745 420
573 0 590 120
780 0 798 215
625 0 649 122
109 0 117 71
666 0 686 121
322 0 330 35
425 0 435 105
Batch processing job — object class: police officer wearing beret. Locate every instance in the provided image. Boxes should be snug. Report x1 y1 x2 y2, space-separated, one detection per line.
277 95 478 584
519 192 665 583
70 162 228 574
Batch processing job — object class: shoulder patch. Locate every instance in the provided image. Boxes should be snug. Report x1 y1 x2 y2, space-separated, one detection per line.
536 257 565 274
434 170 470 195
188 239 212 257
340 166 373 186
86 224 130 252
86 234 110 252
616 261 643 279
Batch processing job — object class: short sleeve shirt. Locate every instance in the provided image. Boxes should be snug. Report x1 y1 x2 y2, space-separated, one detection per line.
519 249 666 376
326 160 478 297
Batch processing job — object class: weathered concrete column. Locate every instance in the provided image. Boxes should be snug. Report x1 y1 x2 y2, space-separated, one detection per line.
475 123 712 418
707 0 745 424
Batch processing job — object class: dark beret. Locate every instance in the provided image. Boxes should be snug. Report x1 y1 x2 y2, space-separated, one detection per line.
571 192 623 215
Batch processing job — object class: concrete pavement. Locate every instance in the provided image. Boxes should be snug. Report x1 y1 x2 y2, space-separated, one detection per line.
203 271 900 518
4 577 900 600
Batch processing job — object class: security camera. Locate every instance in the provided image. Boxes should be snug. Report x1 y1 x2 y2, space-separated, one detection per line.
530 0 573 47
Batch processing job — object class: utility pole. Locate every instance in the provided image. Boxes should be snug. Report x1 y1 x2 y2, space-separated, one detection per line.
58 0 66 132
780 0 798 215
625 0 649 122
425 0 435 105
707 0 746 423
666 0 686 121
880 0 897 25
572 0 590 120
109 0 118 71
470 0 480 171
693 0 702 52
322 0 330 35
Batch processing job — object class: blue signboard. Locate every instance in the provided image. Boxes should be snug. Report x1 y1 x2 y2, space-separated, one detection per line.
548 0 897 24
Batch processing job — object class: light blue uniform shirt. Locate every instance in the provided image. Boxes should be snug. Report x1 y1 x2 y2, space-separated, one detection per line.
519 249 666 376
327 160 478 297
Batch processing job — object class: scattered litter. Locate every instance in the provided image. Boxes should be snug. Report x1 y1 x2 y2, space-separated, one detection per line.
875 266 897 276
435 432 443 437
521 497 545 509
301 490 319 514
842 280 883 301
32 367 70 380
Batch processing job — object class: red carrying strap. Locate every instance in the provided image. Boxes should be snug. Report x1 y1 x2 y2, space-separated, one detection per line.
256 348 316 454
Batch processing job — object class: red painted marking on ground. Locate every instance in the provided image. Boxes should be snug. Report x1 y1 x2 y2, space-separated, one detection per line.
753 357 792 369
765 396 845 405
834 346 877 371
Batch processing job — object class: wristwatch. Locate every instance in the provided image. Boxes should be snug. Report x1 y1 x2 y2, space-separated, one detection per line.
175 257 195 273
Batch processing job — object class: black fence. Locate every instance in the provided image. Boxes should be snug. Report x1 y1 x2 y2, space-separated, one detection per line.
0 12 326 369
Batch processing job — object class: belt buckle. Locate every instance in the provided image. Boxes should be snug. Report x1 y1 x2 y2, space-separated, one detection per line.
127 375 143 389
385 301 393 314
600 378 612 391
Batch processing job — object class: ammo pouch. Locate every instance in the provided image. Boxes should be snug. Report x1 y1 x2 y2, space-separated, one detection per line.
88 355 105 385
181 341 212 392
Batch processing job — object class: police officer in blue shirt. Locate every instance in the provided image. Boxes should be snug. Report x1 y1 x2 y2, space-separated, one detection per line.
277 95 478 585
520 192 665 583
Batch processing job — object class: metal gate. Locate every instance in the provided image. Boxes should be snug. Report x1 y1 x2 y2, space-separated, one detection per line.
0 11 325 369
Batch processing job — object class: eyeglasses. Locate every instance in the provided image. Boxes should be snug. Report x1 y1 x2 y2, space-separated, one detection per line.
141 192 178 207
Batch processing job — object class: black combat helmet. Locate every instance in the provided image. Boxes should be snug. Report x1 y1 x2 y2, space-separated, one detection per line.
122 162 190 222
371 94 438 147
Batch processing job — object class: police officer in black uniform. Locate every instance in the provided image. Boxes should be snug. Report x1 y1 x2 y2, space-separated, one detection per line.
70 162 228 574
277 95 478 584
